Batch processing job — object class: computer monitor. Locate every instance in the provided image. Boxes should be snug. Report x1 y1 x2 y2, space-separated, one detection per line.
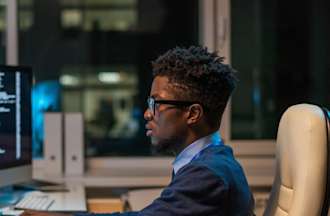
0 65 32 188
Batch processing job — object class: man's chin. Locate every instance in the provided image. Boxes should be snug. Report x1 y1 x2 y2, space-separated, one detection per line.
151 137 174 154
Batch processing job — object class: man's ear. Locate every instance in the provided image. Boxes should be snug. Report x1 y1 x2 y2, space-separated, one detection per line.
186 104 203 125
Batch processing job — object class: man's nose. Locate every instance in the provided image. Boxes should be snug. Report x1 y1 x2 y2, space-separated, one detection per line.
144 108 153 121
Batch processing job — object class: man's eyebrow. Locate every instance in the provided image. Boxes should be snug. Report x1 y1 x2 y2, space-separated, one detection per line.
150 93 160 98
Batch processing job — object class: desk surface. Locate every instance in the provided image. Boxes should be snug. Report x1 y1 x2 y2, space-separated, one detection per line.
0 184 87 214
87 198 123 213
33 167 172 187
33 159 274 187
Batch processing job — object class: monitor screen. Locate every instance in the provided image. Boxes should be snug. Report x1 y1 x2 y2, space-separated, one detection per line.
0 65 32 187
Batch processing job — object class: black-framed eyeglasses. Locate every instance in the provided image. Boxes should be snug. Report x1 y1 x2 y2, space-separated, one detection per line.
147 96 202 115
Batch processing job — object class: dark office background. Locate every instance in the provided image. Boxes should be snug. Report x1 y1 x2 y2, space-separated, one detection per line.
17 0 199 157
4 0 328 157
231 0 330 139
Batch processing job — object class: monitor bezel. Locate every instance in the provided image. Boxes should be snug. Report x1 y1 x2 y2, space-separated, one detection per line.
0 65 32 187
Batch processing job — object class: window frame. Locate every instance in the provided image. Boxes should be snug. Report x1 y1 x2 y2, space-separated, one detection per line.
4 0 18 65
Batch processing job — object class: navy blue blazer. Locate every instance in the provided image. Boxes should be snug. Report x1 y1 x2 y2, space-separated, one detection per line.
76 145 255 216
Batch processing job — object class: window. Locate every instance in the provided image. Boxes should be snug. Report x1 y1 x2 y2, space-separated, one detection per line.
15 0 330 167
18 0 199 158
231 0 330 141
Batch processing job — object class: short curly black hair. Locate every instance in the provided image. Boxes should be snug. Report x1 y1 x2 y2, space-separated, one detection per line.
152 46 237 128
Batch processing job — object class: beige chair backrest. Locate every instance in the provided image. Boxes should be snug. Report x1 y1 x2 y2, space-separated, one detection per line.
264 104 329 216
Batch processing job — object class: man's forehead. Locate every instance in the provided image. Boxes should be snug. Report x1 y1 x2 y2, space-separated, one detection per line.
150 76 176 99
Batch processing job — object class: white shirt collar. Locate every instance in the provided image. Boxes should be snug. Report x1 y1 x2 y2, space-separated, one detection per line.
172 131 221 174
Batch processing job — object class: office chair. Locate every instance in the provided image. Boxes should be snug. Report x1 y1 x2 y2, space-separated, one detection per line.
263 104 330 216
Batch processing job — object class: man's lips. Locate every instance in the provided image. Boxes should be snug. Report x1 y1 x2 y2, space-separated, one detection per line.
146 129 153 136
145 124 153 136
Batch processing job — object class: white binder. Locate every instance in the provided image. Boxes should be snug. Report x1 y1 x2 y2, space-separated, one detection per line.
44 112 63 175
64 113 84 175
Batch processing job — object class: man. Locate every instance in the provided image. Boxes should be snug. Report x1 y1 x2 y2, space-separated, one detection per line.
22 46 254 216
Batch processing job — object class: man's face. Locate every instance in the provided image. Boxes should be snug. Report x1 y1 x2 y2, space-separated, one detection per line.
144 76 188 153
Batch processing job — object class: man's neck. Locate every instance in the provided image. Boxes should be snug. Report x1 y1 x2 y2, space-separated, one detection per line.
174 128 219 156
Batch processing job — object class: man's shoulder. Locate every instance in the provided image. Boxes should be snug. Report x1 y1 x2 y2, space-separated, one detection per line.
192 145 239 172
177 144 247 185
197 143 234 160
172 145 254 215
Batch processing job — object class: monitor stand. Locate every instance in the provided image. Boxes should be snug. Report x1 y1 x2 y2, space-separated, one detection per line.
13 179 68 192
